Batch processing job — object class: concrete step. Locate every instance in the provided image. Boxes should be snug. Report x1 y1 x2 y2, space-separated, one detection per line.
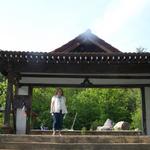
0 149 18 150
1 135 150 143
0 142 150 150
1 135 150 150
31 129 142 136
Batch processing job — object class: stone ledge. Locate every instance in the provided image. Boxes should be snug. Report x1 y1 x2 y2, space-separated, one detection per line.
30 129 142 136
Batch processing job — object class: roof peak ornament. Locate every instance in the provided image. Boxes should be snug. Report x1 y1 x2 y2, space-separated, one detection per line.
81 29 92 40
85 29 92 34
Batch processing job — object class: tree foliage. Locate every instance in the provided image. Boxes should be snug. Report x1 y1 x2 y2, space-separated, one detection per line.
32 88 55 129
136 47 147 53
0 74 7 126
32 88 141 130
131 107 142 130
69 88 141 130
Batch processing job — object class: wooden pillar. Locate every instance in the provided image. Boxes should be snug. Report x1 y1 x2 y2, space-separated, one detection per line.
4 72 13 127
12 83 19 132
141 87 150 135
26 86 32 134
141 88 147 134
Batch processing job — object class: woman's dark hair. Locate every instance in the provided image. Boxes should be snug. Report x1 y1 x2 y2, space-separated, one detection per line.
55 88 64 96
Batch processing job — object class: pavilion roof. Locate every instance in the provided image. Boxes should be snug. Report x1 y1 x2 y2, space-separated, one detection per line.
0 49 150 65
51 29 121 54
0 31 150 76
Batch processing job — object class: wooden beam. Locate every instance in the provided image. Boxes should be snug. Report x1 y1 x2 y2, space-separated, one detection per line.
20 73 150 79
26 86 32 134
18 82 150 88
8 63 150 75
141 88 147 134
13 82 19 133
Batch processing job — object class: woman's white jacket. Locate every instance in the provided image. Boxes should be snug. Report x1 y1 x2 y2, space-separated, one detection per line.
50 95 67 114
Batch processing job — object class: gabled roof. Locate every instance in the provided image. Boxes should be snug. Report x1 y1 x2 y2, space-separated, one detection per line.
51 29 121 54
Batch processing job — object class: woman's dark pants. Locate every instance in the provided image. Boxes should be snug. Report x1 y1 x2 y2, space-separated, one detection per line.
53 111 64 131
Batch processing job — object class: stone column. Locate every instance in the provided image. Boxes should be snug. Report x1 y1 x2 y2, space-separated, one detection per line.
15 86 32 134
16 86 29 134
141 87 150 135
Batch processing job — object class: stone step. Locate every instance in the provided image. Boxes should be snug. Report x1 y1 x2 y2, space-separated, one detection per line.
1 135 150 150
0 142 150 150
31 129 142 136
0 135 150 143
0 149 18 150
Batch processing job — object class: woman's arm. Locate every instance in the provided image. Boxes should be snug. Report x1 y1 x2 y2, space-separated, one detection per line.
50 96 55 113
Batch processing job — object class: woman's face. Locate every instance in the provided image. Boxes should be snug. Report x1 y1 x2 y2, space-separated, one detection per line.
57 90 62 97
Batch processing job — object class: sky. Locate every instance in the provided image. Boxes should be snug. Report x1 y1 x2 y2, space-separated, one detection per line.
0 0 150 52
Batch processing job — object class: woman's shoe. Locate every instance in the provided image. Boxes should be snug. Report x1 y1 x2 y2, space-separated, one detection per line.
59 131 62 136
52 131 56 136
59 133 62 136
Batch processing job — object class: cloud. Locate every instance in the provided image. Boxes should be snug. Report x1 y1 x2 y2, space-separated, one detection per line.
92 0 148 38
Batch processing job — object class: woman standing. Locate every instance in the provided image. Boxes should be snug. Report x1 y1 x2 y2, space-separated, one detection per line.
50 88 67 136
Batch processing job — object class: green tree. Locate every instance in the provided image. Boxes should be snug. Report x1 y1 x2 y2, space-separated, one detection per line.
70 88 141 130
31 87 141 130
130 90 142 130
32 88 55 129
0 74 7 126
136 47 147 53
131 107 142 130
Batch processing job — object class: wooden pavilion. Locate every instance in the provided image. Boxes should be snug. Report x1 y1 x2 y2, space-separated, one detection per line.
0 30 150 134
